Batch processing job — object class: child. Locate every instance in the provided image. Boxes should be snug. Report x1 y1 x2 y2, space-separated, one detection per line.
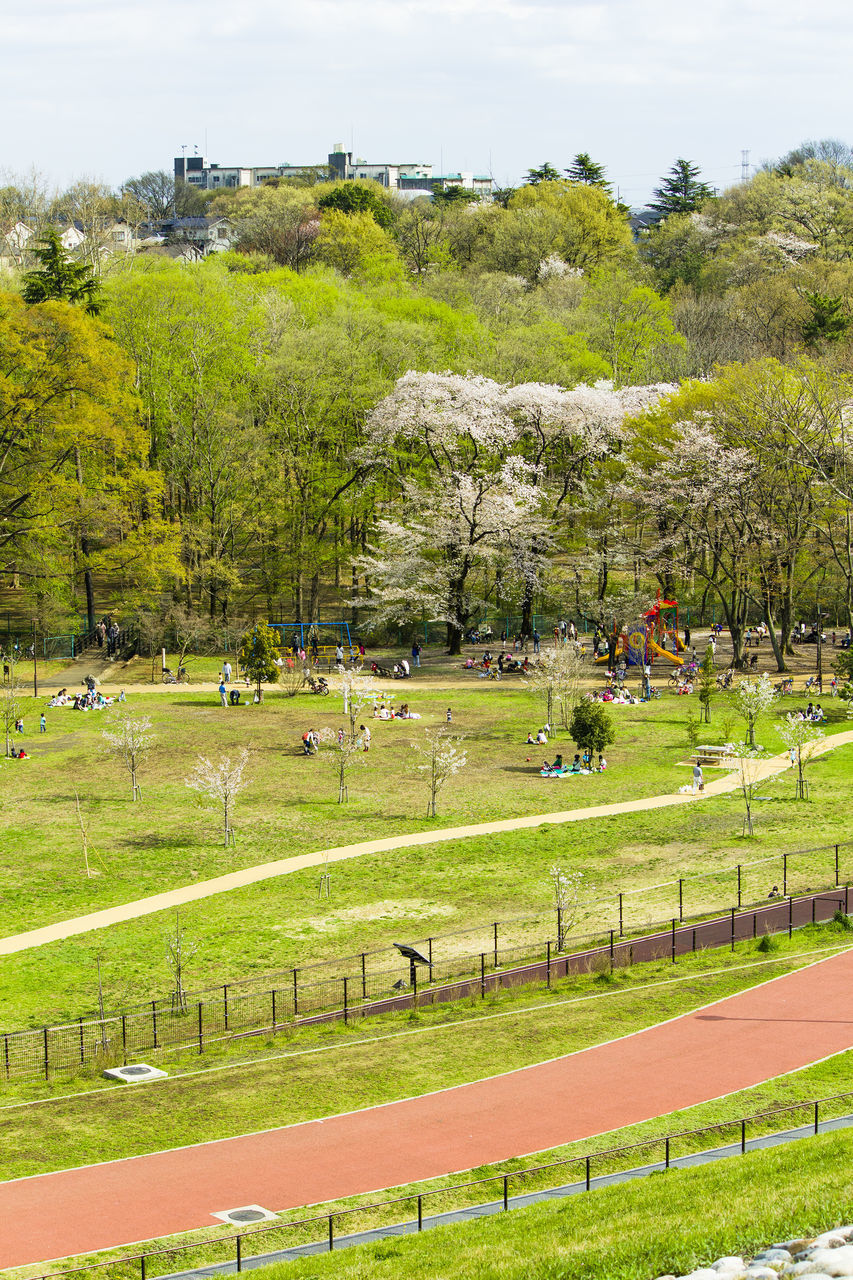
39 714 46 733
446 707 452 723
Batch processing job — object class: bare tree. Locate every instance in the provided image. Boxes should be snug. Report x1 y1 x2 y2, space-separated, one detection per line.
412 728 468 817
333 669 383 740
279 655 308 698
73 789 104 878
319 728 365 803
778 714 825 799
185 748 249 845
724 745 768 836
102 712 154 800
165 910 197 1012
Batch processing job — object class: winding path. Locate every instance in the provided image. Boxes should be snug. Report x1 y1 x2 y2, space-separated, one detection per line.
3 731 852 958
2 947 852 1268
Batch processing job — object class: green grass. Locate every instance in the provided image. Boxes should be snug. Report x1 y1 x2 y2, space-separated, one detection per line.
1 926 849 1180
1 668 851 1030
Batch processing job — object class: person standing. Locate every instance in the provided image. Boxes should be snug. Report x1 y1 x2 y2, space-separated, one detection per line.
360 724 371 752
684 623 691 648
223 659 232 683
335 642 344 666
692 761 703 794
218 679 227 707
411 640 421 668
40 713 46 733
532 628 540 654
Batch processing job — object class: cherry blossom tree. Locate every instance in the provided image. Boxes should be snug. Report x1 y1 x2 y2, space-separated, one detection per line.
412 728 468 817
319 727 366 803
526 646 584 732
729 673 777 747
102 712 154 800
185 748 249 845
778 714 825 799
723 744 768 837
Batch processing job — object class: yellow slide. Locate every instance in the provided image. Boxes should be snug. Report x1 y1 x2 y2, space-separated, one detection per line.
594 644 623 664
648 639 683 666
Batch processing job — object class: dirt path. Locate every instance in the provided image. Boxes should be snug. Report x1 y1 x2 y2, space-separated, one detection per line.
2 730 851 958
2 947 852 1268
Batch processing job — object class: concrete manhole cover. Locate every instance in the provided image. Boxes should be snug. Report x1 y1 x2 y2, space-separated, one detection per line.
211 1205 278 1225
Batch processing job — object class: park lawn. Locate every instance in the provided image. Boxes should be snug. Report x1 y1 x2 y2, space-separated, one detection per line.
0 926 850 1179
0 723 850 1030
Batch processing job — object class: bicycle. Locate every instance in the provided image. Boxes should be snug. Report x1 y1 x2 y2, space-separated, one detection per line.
162 664 189 684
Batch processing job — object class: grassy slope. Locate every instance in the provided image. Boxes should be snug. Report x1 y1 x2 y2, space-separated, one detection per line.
2 929 850 1180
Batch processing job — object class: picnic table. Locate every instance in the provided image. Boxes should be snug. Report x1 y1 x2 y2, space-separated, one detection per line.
693 744 734 767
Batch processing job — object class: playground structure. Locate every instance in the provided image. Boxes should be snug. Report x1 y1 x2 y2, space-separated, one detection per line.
267 621 357 658
595 592 685 667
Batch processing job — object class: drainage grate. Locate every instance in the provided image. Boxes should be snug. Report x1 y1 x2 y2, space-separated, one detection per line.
103 1063 168 1084
211 1205 278 1226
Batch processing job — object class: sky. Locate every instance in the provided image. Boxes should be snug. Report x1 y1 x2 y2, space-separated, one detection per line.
3 0 852 206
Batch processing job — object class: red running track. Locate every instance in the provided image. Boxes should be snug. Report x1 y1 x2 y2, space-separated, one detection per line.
3 949 853 1269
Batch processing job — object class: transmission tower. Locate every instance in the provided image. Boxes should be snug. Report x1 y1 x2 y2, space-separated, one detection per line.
741 149 750 182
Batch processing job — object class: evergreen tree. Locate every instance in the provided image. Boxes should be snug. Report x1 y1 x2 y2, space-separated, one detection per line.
649 159 714 219
524 162 562 185
566 153 611 192
238 624 282 701
802 293 849 345
317 183 395 228
21 228 102 315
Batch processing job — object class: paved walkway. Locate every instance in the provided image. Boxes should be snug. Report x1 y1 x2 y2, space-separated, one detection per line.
2 948 852 1268
3 730 852 957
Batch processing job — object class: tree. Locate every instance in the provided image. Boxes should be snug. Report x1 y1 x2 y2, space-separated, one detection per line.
526 647 584 732
314 208 403 280
566 154 611 191
237 625 281 702
569 701 616 758
0 656 21 758
697 645 717 724
102 712 154 800
185 748 249 845
21 228 102 314
319 726 365 803
729 673 777 747
165 910 197 1012
432 185 480 207
317 181 396 229
802 293 849 345
723 744 767 837
524 163 562 185
549 865 586 951
332 669 383 741
230 185 319 270
778 714 824 799
412 728 467 817
650 159 714 219
122 170 176 220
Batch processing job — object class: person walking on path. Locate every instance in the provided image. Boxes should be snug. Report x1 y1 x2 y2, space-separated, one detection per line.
218 680 227 708
411 641 421 668
692 761 703 794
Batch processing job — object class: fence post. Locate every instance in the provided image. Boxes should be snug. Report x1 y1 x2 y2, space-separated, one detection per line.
427 937 434 983
141 1255 146 1280
480 953 486 998
292 968 298 1018
737 864 742 909
198 1001 203 1053
671 919 676 963
43 1027 49 1080
753 911 757 938
272 988 277 1029
4 1033 9 1080
121 1014 127 1063
609 930 614 966
836 845 840 887
413 966 417 1007
585 1155 591 1191
494 922 499 968
678 879 683 921
814 1101 819 1135
343 976 349 1024
692 928 696 952
503 1174 509 1210
665 1136 670 1169
223 984 229 1031
236 1234 242 1272
789 896 793 938
618 894 624 936
79 1017 85 1064
741 1119 746 1154
783 854 788 897
417 1194 423 1231
546 940 551 989
361 953 367 1000
731 907 736 951
557 906 562 951
152 1001 158 1049
328 1214 334 1252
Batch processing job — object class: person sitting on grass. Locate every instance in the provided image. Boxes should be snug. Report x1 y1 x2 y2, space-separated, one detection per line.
569 754 583 774
536 727 548 745
598 754 607 772
526 731 535 744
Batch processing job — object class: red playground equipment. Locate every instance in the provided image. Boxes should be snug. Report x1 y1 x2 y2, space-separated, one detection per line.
595 591 685 666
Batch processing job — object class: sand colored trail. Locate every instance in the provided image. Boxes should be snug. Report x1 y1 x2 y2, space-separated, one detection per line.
2 947 852 1268
3 730 852 957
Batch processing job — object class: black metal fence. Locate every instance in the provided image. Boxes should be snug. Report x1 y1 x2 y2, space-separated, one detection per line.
31 1089 853 1280
3 876 850 1084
